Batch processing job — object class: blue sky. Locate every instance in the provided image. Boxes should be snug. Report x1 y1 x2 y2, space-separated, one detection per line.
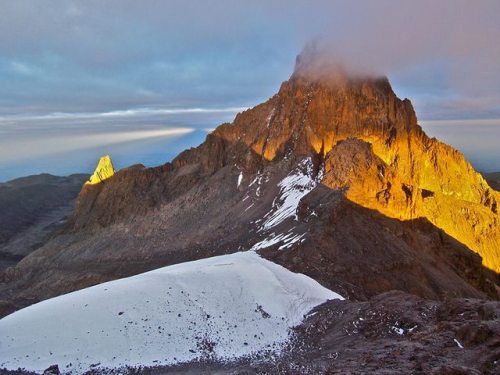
0 0 499 180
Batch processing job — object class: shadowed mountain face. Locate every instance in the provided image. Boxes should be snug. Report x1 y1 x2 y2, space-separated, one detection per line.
0 51 498 317
0 174 88 272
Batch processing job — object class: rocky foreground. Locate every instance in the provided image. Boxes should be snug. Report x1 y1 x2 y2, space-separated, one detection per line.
141 293 500 375
4 291 497 375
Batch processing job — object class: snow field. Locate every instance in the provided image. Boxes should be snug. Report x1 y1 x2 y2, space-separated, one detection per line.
0 251 342 374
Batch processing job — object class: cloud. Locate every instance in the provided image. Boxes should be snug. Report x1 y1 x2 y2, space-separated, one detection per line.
0 0 499 121
0 128 195 163
420 118 500 127
9 61 40 76
0 106 248 124
289 1 500 120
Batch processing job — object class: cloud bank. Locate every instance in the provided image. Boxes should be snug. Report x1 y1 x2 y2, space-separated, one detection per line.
0 107 248 126
0 0 498 121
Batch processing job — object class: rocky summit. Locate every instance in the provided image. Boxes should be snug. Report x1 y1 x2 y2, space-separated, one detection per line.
86 155 115 185
0 48 498 374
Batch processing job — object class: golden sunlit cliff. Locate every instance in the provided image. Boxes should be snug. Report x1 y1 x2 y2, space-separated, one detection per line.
192 52 499 271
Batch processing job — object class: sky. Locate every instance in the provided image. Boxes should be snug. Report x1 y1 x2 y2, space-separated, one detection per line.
0 0 499 180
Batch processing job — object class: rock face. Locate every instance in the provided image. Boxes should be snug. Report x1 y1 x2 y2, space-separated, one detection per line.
0 48 498 317
86 155 115 185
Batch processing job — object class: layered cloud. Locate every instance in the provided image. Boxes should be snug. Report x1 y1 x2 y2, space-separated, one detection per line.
0 1 498 120
0 107 247 127
0 105 244 180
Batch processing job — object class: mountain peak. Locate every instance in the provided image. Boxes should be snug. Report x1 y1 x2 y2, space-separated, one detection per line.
171 50 498 271
86 155 115 185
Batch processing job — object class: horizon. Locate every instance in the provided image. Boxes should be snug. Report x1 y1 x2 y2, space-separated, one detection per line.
1 109 500 182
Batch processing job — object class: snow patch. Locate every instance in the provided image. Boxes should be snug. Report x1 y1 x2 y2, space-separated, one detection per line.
251 232 306 251
390 322 405 335
249 158 324 251
0 251 342 374
249 171 269 198
454 338 464 349
237 171 243 188
259 158 318 231
391 326 404 335
244 203 255 212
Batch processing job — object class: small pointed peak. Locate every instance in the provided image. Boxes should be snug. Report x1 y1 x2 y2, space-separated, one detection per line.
86 155 115 185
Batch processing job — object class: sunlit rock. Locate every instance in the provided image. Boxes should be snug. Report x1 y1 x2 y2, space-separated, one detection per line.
86 155 115 185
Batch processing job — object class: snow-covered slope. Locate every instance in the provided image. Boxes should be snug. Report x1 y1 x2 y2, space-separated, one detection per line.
0 251 342 374
260 157 319 231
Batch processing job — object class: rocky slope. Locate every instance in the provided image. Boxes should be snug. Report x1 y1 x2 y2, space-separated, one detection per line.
0 173 88 272
125 291 500 375
0 49 498 318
